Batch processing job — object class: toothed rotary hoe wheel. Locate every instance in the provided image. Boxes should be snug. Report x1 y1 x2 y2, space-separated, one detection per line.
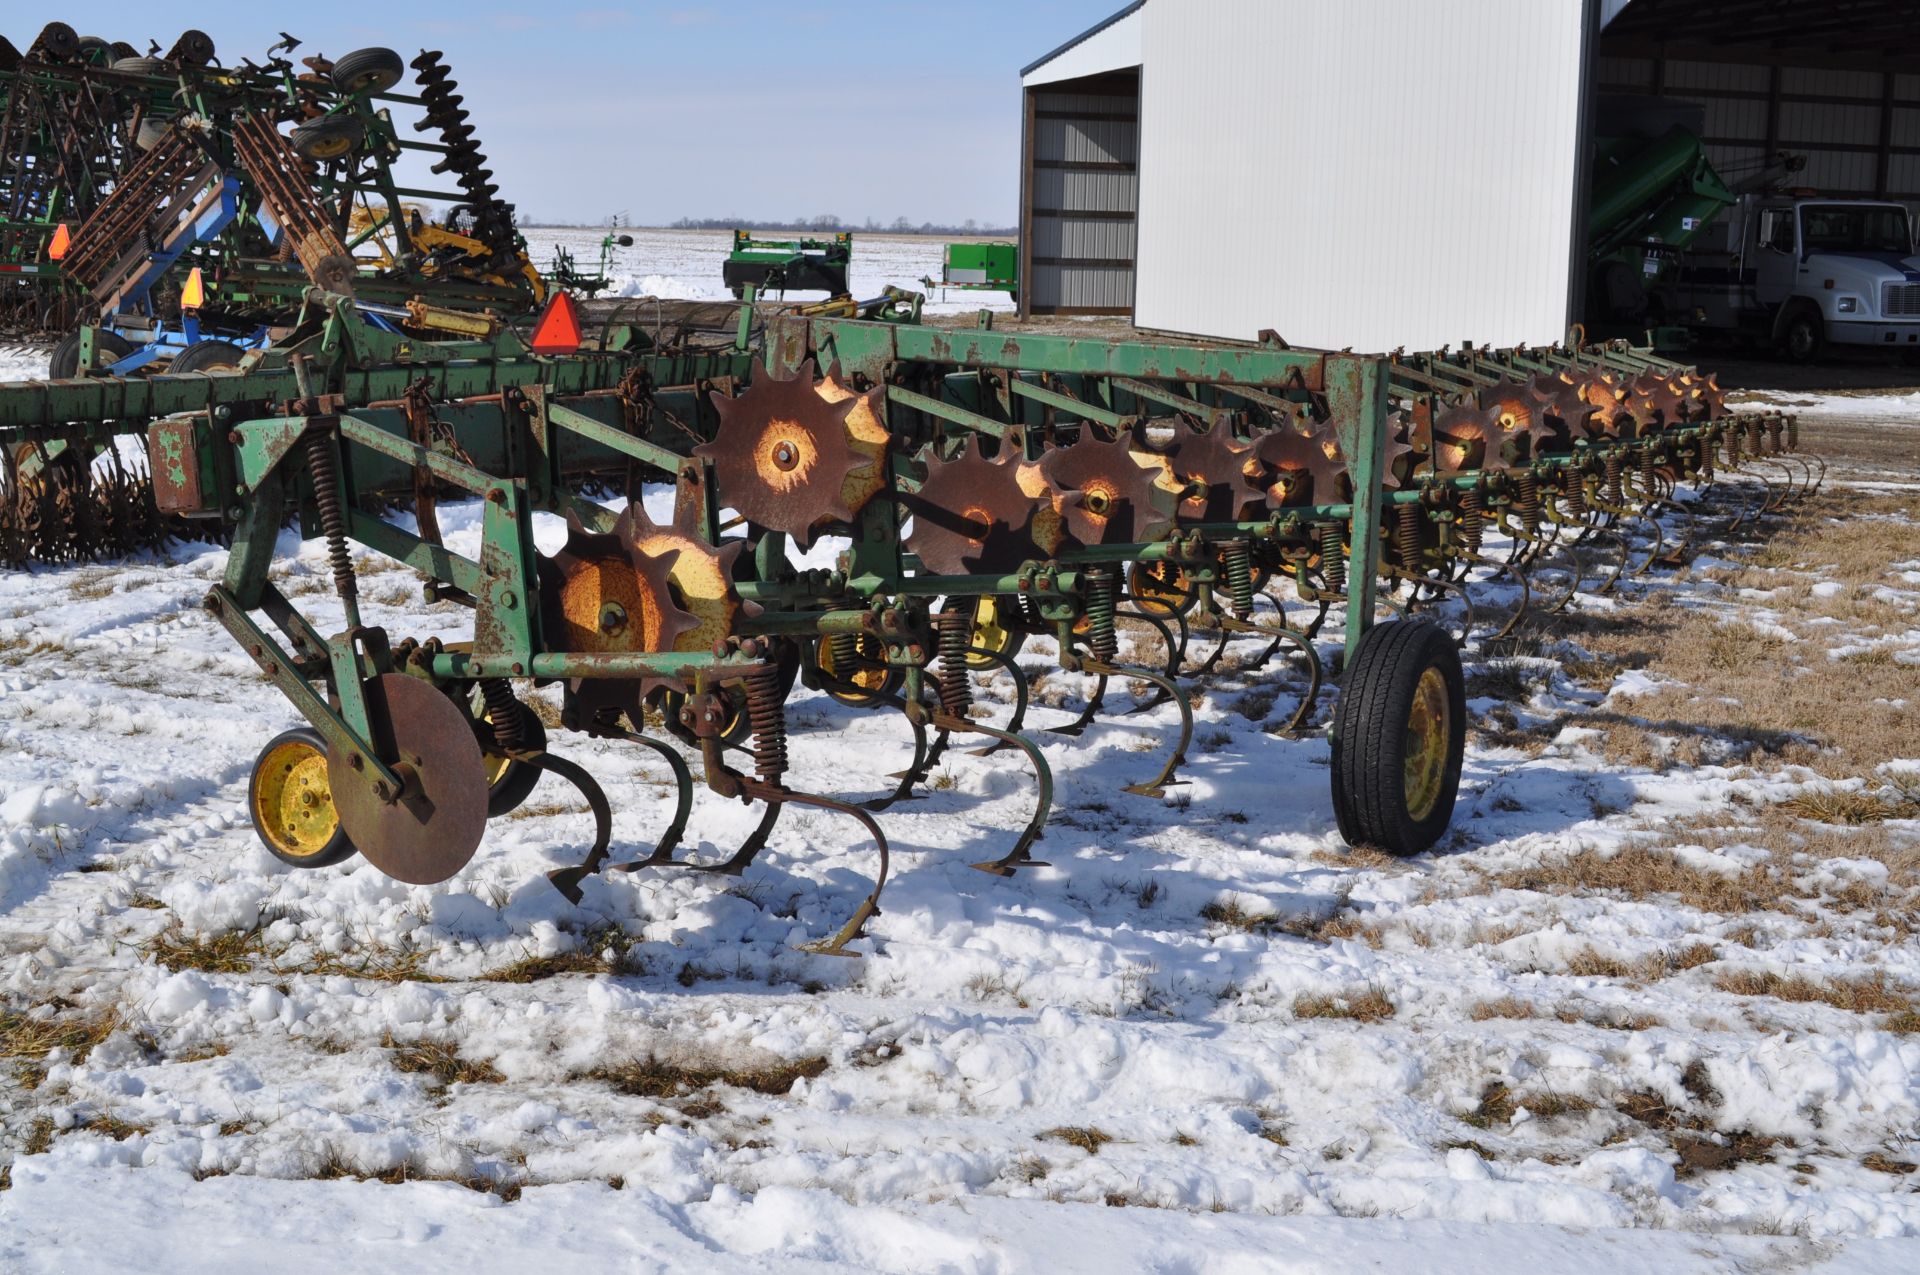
1253 427 1346 508
1036 429 1176 548
1162 421 1263 524
696 359 880 548
536 516 698 724
903 437 1042 576
613 495 745 660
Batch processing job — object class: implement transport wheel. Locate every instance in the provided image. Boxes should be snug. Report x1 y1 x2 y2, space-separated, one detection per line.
1330 619 1464 856
48 329 134 379
815 633 903 708
168 340 245 373
473 698 547 818
329 47 405 95
1128 560 1195 617
962 595 1026 670
249 728 358 869
289 115 362 162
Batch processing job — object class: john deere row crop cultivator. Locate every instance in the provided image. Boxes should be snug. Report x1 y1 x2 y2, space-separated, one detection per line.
0 289 1812 954
3 23 547 352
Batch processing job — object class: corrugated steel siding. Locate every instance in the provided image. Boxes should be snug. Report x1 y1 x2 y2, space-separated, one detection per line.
1023 74 1141 315
1133 0 1588 349
1596 53 1920 204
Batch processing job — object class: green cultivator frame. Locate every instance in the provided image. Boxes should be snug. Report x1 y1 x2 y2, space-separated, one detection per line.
0 293 1811 955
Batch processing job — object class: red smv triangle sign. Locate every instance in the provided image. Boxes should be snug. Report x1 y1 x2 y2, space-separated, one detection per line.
529 291 582 355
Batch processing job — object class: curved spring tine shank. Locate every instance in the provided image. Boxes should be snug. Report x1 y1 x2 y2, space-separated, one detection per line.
1083 657 1194 798
601 729 697 873
535 751 618 904
964 645 1034 756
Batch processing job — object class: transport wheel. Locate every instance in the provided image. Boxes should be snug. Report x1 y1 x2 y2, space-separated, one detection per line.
289 116 362 162
249 728 359 869
961 595 1026 670
470 694 547 818
657 684 754 748
328 47 405 95
1330 619 1464 856
47 329 135 379
133 117 173 150
168 340 245 373
111 56 167 76
1780 307 1823 364
1128 561 1195 617
815 633 903 708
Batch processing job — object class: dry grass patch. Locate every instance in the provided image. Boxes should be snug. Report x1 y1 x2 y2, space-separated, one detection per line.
1778 787 1920 827
384 1034 504 1087
144 926 267 974
1469 996 1538 1021
1492 846 1780 916
1 1005 120 1081
1293 988 1396 1023
588 1053 828 1099
1713 968 1916 1019
1038 1126 1114 1155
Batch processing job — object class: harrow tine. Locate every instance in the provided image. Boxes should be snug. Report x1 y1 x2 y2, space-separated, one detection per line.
600 729 697 873
964 646 1034 757
1462 550 1531 642
1083 658 1194 798
1045 672 1108 738
1220 614 1324 732
1115 608 1182 713
1387 565 1474 646
533 751 616 904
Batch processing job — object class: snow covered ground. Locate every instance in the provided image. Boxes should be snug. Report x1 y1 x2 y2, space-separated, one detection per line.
1 347 1918 1271
521 227 1017 316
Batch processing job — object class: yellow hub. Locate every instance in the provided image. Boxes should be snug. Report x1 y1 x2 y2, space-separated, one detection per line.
1403 666 1451 823
252 737 341 860
965 596 1019 670
1128 561 1192 617
818 633 891 691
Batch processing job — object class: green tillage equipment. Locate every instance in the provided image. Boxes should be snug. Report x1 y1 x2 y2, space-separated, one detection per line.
0 291 1806 956
1587 126 1737 333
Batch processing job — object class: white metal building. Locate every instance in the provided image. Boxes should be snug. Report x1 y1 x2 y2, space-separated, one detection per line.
1017 0 1920 351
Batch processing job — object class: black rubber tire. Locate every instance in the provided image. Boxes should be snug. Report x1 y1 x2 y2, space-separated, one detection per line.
289 116 362 162
168 340 246 373
133 117 172 151
1330 619 1465 856
328 47 405 96
48 329 136 379
249 728 360 869
1780 306 1824 364
111 56 167 77
74 36 109 66
476 703 547 818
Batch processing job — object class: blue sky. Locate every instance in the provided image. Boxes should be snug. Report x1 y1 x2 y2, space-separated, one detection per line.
37 2 1121 224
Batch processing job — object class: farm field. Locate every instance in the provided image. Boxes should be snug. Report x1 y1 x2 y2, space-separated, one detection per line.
0 329 1917 1271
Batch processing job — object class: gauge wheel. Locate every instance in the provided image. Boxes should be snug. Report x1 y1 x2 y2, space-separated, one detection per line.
328 47 405 95
656 684 754 748
168 340 245 373
814 632 903 708
960 596 1026 670
48 329 136 379
289 115 362 162
249 728 359 869
1330 619 1464 856
1128 560 1195 617
469 695 547 818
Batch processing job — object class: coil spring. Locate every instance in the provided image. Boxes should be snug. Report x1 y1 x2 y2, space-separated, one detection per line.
1513 471 1541 532
1640 447 1657 498
1787 415 1799 451
1085 569 1119 663
1393 501 1423 570
746 665 788 784
1458 487 1485 555
934 609 973 717
1766 417 1784 454
1319 522 1346 595
1562 474 1587 519
409 51 518 264
1724 423 1742 465
1698 435 1715 479
1603 452 1625 505
305 430 356 607
478 678 525 752
828 631 860 686
1222 540 1255 619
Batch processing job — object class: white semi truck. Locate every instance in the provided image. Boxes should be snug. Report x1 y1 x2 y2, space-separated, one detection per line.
1652 196 1919 361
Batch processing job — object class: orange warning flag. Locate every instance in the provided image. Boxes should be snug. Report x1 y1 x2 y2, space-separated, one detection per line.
180 267 206 310
47 223 71 261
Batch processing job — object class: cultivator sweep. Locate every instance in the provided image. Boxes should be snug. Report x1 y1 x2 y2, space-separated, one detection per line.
0 293 1814 954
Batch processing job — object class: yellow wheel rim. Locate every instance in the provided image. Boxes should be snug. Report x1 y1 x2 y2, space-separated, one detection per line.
818 633 890 692
964 597 1017 670
1403 666 1451 823
252 738 341 860
1129 561 1191 617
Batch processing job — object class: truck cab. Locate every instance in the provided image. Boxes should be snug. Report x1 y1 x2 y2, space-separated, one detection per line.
1656 196 1919 360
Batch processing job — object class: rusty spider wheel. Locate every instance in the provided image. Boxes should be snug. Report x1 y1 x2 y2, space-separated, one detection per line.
1037 427 1177 548
903 436 1041 575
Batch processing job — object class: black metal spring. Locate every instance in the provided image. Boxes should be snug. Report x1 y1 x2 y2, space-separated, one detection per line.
1603 452 1625 505
1393 501 1423 570
1513 472 1541 532
829 631 860 684
1222 540 1255 619
1698 435 1715 480
1458 487 1485 555
1640 447 1657 498
478 678 524 752
306 429 356 607
1320 522 1347 594
746 665 788 784
1085 568 1119 663
934 608 973 717
1563 474 1587 519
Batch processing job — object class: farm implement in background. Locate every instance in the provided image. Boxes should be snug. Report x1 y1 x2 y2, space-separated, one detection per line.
723 231 852 300
922 241 1018 304
3 26 550 363
0 291 1813 955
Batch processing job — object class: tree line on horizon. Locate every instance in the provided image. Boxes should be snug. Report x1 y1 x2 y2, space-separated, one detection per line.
522 213 1016 237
